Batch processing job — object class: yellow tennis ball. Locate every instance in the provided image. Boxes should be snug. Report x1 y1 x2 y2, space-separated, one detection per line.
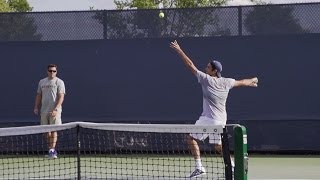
159 12 164 18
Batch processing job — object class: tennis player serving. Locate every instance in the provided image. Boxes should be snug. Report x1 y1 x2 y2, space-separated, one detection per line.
170 40 258 178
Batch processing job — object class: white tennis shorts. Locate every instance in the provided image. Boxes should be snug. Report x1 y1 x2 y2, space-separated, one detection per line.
190 116 224 145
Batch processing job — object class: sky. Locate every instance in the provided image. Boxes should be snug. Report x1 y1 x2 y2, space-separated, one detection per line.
27 0 320 12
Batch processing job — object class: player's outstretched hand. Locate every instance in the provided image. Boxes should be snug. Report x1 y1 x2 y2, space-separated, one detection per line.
170 40 182 52
250 77 258 87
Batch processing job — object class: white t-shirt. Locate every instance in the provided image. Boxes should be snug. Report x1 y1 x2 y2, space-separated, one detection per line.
37 77 66 114
196 70 235 124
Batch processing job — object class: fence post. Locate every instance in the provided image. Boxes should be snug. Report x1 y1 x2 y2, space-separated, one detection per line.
234 125 248 180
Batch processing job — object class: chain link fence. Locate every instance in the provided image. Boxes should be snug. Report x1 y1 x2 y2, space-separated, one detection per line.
0 3 320 41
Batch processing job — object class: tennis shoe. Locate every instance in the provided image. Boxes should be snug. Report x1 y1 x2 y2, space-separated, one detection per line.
48 149 57 159
53 150 58 159
189 168 206 178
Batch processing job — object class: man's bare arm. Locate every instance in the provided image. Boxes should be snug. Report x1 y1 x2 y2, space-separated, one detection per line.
54 93 65 110
34 94 41 115
234 77 258 87
170 40 198 75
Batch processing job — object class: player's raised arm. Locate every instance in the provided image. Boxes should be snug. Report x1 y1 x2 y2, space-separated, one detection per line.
234 77 258 87
170 40 198 75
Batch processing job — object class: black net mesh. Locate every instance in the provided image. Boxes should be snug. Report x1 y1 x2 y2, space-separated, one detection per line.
0 122 231 179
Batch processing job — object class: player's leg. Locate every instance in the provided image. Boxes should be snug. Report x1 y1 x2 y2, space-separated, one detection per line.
188 116 209 178
40 114 51 149
48 131 57 149
51 131 58 148
187 135 200 159
209 122 234 177
48 113 62 159
211 139 235 173
214 144 222 154
188 135 206 177
187 135 204 169
40 114 55 158
47 131 58 159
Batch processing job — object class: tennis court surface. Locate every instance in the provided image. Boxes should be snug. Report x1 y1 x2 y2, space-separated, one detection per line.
1 155 225 179
249 155 320 180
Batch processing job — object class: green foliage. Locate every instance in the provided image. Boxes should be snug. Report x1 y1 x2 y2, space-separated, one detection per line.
94 9 231 39
132 0 158 9
0 13 42 40
114 0 229 10
8 0 33 12
244 5 307 35
175 0 226 8
0 0 42 41
0 0 32 12
0 0 14 12
103 0 237 39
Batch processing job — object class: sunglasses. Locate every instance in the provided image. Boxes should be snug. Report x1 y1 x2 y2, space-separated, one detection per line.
48 70 57 73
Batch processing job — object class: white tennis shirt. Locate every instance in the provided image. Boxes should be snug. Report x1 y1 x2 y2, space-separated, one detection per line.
196 70 235 124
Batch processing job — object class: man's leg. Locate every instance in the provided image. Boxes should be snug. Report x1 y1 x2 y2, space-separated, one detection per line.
48 131 58 149
47 112 61 159
214 144 222 154
47 132 57 159
214 144 235 172
47 132 52 148
188 135 206 177
187 135 200 159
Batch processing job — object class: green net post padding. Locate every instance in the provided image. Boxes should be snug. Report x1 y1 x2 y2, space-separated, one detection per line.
234 125 248 180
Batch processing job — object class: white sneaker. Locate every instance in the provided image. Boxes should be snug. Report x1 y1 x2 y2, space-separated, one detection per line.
48 149 57 159
189 168 206 178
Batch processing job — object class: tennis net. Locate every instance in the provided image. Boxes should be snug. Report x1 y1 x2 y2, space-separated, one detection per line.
0 122 244 180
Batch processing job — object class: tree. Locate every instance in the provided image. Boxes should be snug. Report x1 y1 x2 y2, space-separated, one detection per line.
244 5 307 35
114 0 228 9
0 0 42 41
0 0 32 12
8 0 33 12
0 0 13 12
95 0 243 39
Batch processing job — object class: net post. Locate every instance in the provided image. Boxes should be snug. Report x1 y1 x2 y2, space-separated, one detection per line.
77 125 81 180
222 127 233 180
234 125 248 180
